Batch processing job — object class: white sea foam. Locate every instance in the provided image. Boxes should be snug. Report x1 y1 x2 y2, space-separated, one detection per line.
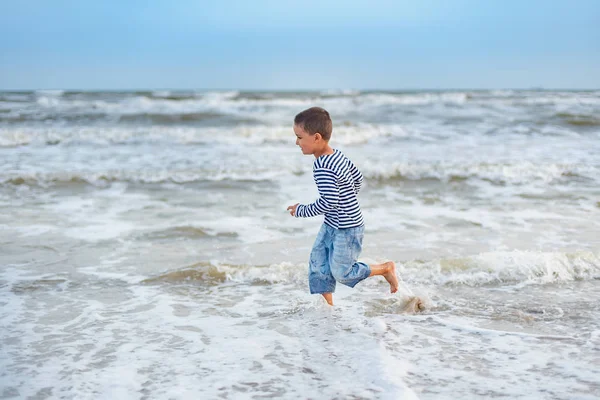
319 89 361 96
2 244 598 399
361 91 469 106
0 265 421 399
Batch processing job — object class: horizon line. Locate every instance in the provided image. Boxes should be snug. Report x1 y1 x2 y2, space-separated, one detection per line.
1 87 598 93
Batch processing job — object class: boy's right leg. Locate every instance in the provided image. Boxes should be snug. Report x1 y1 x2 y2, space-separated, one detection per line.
308 225 336 304
328 226 398 294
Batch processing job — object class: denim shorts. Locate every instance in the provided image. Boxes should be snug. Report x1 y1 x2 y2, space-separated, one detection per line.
308 224 371 294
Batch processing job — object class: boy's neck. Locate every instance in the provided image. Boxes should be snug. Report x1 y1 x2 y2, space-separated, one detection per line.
313 144 334 158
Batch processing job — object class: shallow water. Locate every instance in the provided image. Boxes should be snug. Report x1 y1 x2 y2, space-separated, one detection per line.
1 89 599 399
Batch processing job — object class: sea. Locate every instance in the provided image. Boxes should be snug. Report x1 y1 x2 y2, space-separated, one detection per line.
1 89 599 399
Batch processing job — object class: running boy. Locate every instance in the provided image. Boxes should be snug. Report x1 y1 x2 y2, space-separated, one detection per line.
287 107 398 306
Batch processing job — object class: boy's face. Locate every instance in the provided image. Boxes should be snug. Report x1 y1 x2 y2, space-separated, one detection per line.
294 124 319 155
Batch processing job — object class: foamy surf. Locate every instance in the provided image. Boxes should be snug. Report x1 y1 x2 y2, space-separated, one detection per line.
138 250 600 289
400 250 600 286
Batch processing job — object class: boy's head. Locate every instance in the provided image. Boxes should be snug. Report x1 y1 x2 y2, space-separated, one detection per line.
293 107 332 155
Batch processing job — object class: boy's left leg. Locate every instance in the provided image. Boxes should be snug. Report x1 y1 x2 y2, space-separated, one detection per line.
321 292 333 306
308 225 336 304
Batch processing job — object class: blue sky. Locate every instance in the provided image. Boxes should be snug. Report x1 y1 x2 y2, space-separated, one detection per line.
1 0 598 90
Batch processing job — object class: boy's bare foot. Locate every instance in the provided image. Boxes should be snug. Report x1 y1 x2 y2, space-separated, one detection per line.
382 261 399 293
322 293 333 306
369 261 399 293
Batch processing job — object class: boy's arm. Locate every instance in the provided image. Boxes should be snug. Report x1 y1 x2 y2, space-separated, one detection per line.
295 168 339 218
350 160 363 195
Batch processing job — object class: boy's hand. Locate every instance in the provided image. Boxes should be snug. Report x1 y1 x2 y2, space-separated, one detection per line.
287 203 299 216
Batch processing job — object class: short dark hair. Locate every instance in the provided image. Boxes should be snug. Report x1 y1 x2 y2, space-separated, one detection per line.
294 107 332 141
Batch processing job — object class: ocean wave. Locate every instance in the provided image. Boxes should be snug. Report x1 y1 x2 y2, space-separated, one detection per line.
361 161 597 185
4 89 596 105
141 226 239 240
0 126 238 147
141 250 600 288
34 89 65 96
361 91 469 106
461 90 600 106
319 89 361 97
11 278 69 294
144 91 198 101
0 123 394 147
0 112 117 123
0 94 32 103
401 250 600 286
2 90 598 127
1 159 596 188
142 262 229 285
0 169 284 187
143 261 302 286
0 110 258 126
116 111 256 125
555 112 600 127
25 92 244 118
7 251 599 291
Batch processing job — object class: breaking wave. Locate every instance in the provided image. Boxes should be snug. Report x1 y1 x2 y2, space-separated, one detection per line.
142 250 600 288
0 123 394 147
0 169 283 187
361 161 596 185
1 160 596 188
400 250 600 286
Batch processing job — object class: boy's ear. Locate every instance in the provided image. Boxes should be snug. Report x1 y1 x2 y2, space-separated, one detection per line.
314 132 322 141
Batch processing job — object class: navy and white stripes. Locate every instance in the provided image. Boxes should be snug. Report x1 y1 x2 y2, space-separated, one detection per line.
296 149 364 229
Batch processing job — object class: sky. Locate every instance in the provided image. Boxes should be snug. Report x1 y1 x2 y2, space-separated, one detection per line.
0 0 599 90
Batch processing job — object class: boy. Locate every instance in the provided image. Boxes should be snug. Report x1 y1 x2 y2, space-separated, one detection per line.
287 107 398 306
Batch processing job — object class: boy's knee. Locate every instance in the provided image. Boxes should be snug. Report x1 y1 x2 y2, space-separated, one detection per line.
332 273 358 288
331 261 369 287
331 266 352 283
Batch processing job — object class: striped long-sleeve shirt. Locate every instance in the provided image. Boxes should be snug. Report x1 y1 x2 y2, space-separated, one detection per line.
296 149 364 229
